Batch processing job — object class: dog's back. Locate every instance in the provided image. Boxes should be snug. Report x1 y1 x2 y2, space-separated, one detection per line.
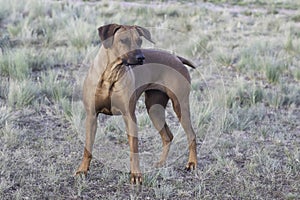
140 49 194 83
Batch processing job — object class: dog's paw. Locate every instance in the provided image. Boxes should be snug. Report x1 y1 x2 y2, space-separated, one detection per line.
185 162 197 171
74 165 89 177
130 172 142 185
74 169 88 177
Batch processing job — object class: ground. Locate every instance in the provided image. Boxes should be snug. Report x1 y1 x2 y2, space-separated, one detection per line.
0 0 299 199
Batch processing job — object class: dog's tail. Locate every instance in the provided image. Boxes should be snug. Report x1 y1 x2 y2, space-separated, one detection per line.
177 56 196 69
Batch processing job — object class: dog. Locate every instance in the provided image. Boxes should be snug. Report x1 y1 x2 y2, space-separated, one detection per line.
75 24 197 184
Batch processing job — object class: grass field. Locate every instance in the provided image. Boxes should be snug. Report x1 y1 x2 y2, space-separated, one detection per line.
0 0 300 199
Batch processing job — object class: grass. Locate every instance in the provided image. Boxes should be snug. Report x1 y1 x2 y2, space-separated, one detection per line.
0 106 11 129
0 0 299 199
294 69 300 81
0 48 30 80
291 14 300 22
226 83 264 109
7 80 38 108
265 64 281 83
65 18 95 50
39 70 73 102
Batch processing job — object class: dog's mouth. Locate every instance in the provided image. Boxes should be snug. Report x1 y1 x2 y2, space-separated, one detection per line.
123 59 144 66
122 56 145 66
121 50 145 66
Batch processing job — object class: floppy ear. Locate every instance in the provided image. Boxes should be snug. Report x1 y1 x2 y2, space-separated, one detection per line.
135 26 155 44
98 24 122 48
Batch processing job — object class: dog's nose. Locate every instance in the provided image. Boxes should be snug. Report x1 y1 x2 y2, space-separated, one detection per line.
136 54 145 63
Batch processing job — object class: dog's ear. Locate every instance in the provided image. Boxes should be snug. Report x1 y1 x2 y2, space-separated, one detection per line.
98 24 122 48
135 26 155 44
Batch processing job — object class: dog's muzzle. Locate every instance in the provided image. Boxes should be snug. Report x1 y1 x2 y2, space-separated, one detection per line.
122 50 145 66
136 54 145 65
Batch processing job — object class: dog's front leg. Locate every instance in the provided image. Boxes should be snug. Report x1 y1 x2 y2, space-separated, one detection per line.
123 114 142 184
75 113 97 176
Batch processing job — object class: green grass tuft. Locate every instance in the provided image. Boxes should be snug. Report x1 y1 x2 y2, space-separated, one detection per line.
0 78 9 100
65 18 94 50
7 23 23 37
216 52 233 67
291 14 300 22
0 49 31 80
188 36 213 58
39 70 73 102
284 35 298 54
0 106 11 129
227 84 264 109
7 80 38 108
294 69 300 81
265 65 281 84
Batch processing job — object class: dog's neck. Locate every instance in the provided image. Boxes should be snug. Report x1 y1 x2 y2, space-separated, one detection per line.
99 46 119 69
93 46 123 83
98 46 109 67
92 46 109 77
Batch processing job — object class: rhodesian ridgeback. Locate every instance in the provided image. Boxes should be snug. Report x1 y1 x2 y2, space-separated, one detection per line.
75 24 197 184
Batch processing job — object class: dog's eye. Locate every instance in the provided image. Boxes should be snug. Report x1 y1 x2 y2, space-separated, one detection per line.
120 38 129 44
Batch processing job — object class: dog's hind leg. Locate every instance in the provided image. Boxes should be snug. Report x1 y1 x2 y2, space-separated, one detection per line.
170 95 197 170
145 90 173 167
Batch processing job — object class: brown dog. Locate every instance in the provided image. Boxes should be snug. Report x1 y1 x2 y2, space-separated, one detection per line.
75 24 197 184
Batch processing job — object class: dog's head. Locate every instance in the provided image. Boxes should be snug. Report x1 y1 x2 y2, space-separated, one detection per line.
98 24 155 65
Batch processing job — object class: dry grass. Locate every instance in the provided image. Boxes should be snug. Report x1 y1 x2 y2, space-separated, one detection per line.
0 0 299 199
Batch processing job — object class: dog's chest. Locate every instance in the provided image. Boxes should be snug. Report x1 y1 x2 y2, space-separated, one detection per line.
94 81 113 115
94 67 135 115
